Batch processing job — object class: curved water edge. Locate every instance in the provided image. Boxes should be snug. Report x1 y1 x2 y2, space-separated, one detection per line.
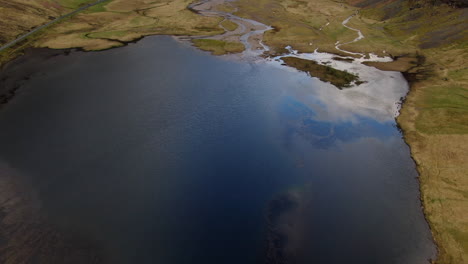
186 0 405 121
184 0 438 261
0 37 437 263
187 0 272 57
187 1 390 61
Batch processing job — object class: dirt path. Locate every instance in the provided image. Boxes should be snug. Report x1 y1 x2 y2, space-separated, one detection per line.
334 14 366 57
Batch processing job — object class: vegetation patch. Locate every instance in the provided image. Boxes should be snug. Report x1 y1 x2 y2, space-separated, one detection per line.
363 55 418 71
220 20 239 31
282 56 362 89
192 39 244 55
415 85 468 134
85 0 111 12
87 30 127 39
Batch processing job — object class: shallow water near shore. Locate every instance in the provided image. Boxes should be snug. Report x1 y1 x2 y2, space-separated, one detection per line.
0 36 435 263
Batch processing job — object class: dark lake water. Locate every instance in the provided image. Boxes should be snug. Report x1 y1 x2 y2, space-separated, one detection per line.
0 36 436 263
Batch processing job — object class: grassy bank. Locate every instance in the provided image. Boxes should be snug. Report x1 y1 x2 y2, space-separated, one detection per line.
220 19 239 31
193 38 244 55
397 46 468 264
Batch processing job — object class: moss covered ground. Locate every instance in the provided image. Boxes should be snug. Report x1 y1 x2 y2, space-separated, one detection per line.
193 38 244 55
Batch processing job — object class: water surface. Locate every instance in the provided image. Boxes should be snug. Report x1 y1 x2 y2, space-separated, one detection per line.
0 36 435 263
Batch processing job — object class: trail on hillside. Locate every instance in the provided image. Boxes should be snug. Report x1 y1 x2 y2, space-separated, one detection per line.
335 14 366 57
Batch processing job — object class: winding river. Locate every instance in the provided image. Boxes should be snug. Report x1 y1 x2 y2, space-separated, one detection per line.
0 1 436 263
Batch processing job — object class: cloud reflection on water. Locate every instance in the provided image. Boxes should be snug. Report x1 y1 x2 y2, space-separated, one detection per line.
278 96 397 149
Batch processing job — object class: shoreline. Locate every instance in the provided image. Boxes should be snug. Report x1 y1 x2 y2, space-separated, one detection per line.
0 35 442 264
368 53 446 263
397 72 441 264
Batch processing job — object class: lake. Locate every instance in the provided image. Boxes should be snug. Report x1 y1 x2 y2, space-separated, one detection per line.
0 36 436 263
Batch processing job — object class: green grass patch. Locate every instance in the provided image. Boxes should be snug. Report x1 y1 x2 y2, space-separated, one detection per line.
85 0 111 13
57 0 95 9
192 39 245 55
87 30 128 39
282 57 362 89
220 20 238 31
416 85 468 134
448 68 468 82
448 228 468 254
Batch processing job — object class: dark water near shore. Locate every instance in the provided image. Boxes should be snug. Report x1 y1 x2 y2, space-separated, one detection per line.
0 36 435 263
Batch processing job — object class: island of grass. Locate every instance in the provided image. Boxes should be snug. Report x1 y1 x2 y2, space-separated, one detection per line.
282 57 363 89
220 20 239 31
192 39 245 55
